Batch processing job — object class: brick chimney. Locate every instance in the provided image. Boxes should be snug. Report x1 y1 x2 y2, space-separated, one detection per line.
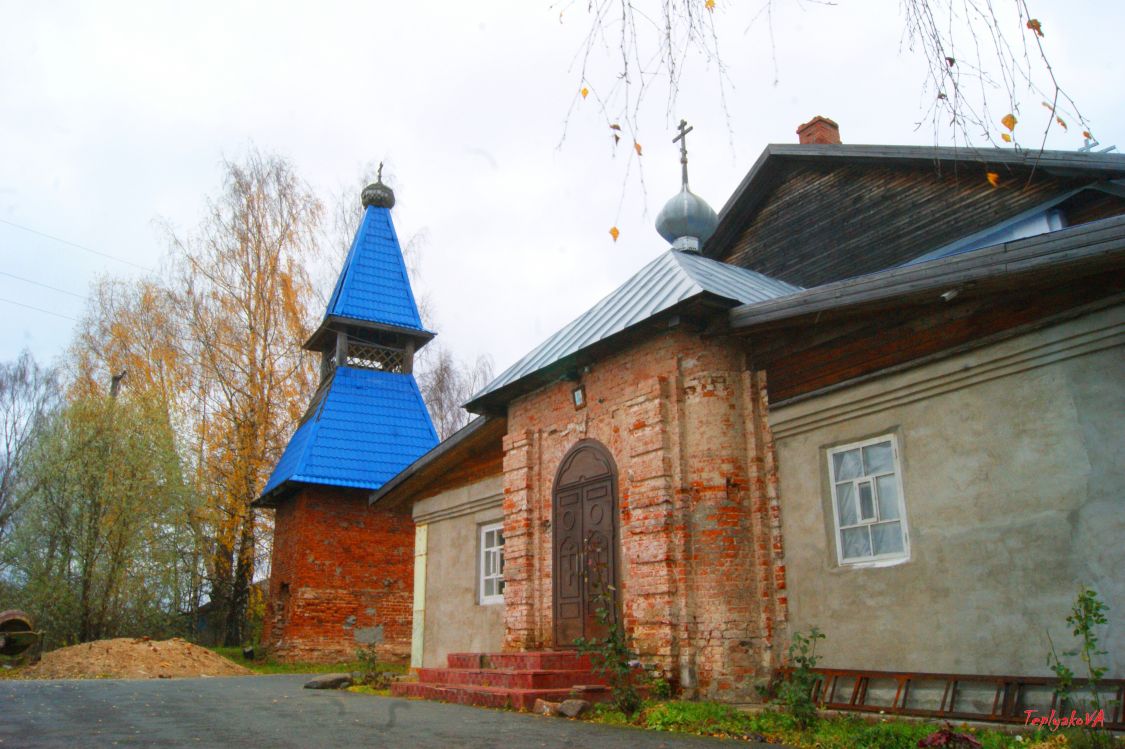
796 116 841 145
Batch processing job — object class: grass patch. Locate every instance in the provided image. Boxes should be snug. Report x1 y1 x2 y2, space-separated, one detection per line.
347 684 392 697
208 646 407 677
586 701 1123 748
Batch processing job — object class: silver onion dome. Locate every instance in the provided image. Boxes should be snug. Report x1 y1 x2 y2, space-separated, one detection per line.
656 120 717 252
655 187 718 252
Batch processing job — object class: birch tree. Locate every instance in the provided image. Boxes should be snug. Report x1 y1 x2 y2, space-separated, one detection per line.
417 345 494 440
170 149 322 647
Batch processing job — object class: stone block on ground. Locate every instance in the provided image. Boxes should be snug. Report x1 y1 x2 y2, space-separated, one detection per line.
558 699 591 718
533 698 561 716
303 673 353 690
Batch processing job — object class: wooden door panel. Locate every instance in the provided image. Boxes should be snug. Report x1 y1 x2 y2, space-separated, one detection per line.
552 442 619 646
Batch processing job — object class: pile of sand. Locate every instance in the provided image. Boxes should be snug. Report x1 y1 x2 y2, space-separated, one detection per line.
20 637 253 679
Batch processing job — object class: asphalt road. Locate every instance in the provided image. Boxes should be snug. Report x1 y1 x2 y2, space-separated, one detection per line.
0 674 783 748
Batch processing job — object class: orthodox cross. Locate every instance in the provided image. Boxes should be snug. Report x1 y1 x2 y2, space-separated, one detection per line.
672 119 693 189
376 162 384 183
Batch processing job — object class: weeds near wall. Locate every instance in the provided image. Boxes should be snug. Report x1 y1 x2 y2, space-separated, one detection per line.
1046 587 1113 749
574 583 642 716
774 626 826 729
643 664 673 700
354 643 396 689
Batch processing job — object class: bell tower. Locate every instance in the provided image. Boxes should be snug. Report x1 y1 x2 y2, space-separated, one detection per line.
256 169 439 663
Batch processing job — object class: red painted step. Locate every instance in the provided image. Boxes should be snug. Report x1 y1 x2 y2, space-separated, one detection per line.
446 651 593 671
391 681 610 712
392 651 611 712
416 667 610 690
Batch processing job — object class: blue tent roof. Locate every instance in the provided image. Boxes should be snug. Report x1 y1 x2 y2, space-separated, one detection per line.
259 366 438 501
468 250 800 406
323 205 428 332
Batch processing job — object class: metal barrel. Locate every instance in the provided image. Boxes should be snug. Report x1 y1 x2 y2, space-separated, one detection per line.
0 610 36 656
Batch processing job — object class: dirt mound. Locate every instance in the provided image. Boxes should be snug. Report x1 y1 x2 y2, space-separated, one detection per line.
21 637 252 679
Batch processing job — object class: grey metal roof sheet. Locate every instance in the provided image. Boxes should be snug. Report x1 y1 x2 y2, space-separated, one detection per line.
469 250 800 404
728 213 1125 331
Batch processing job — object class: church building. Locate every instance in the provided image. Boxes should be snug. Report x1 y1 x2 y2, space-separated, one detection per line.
260 117 1125 719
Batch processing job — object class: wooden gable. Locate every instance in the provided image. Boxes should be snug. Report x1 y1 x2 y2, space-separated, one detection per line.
707 146 1125 288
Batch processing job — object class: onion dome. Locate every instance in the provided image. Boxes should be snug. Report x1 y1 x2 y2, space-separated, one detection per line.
655 187 719 252
655 119 718 252
361 163 396 209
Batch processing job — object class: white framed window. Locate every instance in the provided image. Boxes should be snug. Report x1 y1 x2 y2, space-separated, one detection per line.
479 522 505 605
827 435 909 566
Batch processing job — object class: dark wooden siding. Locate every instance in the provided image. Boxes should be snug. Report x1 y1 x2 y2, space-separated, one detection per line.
1063 190 1125 227
720 163 1091 287
749 273 1125 403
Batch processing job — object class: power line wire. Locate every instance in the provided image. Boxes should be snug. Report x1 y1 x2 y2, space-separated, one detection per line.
0 295 79 322
0 270 86 299
0 217 155 272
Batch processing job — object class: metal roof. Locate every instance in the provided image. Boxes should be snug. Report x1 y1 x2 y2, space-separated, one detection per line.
257 365 438 504
368 414 507 506
468 250 800 406
728 213 1125 332
323 204 428 333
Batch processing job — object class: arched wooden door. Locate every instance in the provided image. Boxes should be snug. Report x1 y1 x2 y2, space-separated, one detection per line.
552 440 619 645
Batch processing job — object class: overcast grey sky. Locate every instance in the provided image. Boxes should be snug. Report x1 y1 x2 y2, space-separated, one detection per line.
2 1 1123 377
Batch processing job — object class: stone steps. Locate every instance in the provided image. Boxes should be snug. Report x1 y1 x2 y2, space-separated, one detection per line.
416 666 609 690
391 650 610 711
446 651 594 671
392 681 609 711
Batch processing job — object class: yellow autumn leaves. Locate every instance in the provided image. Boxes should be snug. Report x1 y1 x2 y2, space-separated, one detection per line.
986 113 1019 186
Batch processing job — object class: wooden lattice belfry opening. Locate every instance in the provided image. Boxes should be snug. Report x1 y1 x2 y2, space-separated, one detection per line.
346 342 406 373
320 335 410 382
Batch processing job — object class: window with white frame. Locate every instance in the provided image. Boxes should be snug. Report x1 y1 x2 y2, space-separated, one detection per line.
827 435 909 565
479 522 505 605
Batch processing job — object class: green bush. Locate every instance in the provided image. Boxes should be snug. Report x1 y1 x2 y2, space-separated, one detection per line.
354 643 402 688
776 626 825 728
574 583 642 716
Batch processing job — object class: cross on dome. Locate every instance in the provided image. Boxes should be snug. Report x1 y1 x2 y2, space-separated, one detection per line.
655 119 718 252
673 119 694 189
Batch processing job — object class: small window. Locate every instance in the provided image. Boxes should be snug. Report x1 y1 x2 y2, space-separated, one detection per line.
479 522 505 605
827 435 909 565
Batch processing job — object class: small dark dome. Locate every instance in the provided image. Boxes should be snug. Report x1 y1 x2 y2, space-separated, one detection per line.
361 179 395 209
655 187 718 251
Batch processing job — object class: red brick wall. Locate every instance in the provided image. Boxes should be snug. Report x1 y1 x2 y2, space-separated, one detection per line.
501 327 787 700
413 446 503 503
262 486 414 663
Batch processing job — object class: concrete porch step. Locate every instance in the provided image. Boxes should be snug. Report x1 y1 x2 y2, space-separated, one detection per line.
446 650 594 671
390 681 610 711
416 666 610 690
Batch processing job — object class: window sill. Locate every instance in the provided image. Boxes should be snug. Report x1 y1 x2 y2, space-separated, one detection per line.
837 555 910 570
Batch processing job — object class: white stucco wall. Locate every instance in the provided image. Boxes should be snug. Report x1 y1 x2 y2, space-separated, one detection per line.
412 476 505 668
771 305 1124 677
